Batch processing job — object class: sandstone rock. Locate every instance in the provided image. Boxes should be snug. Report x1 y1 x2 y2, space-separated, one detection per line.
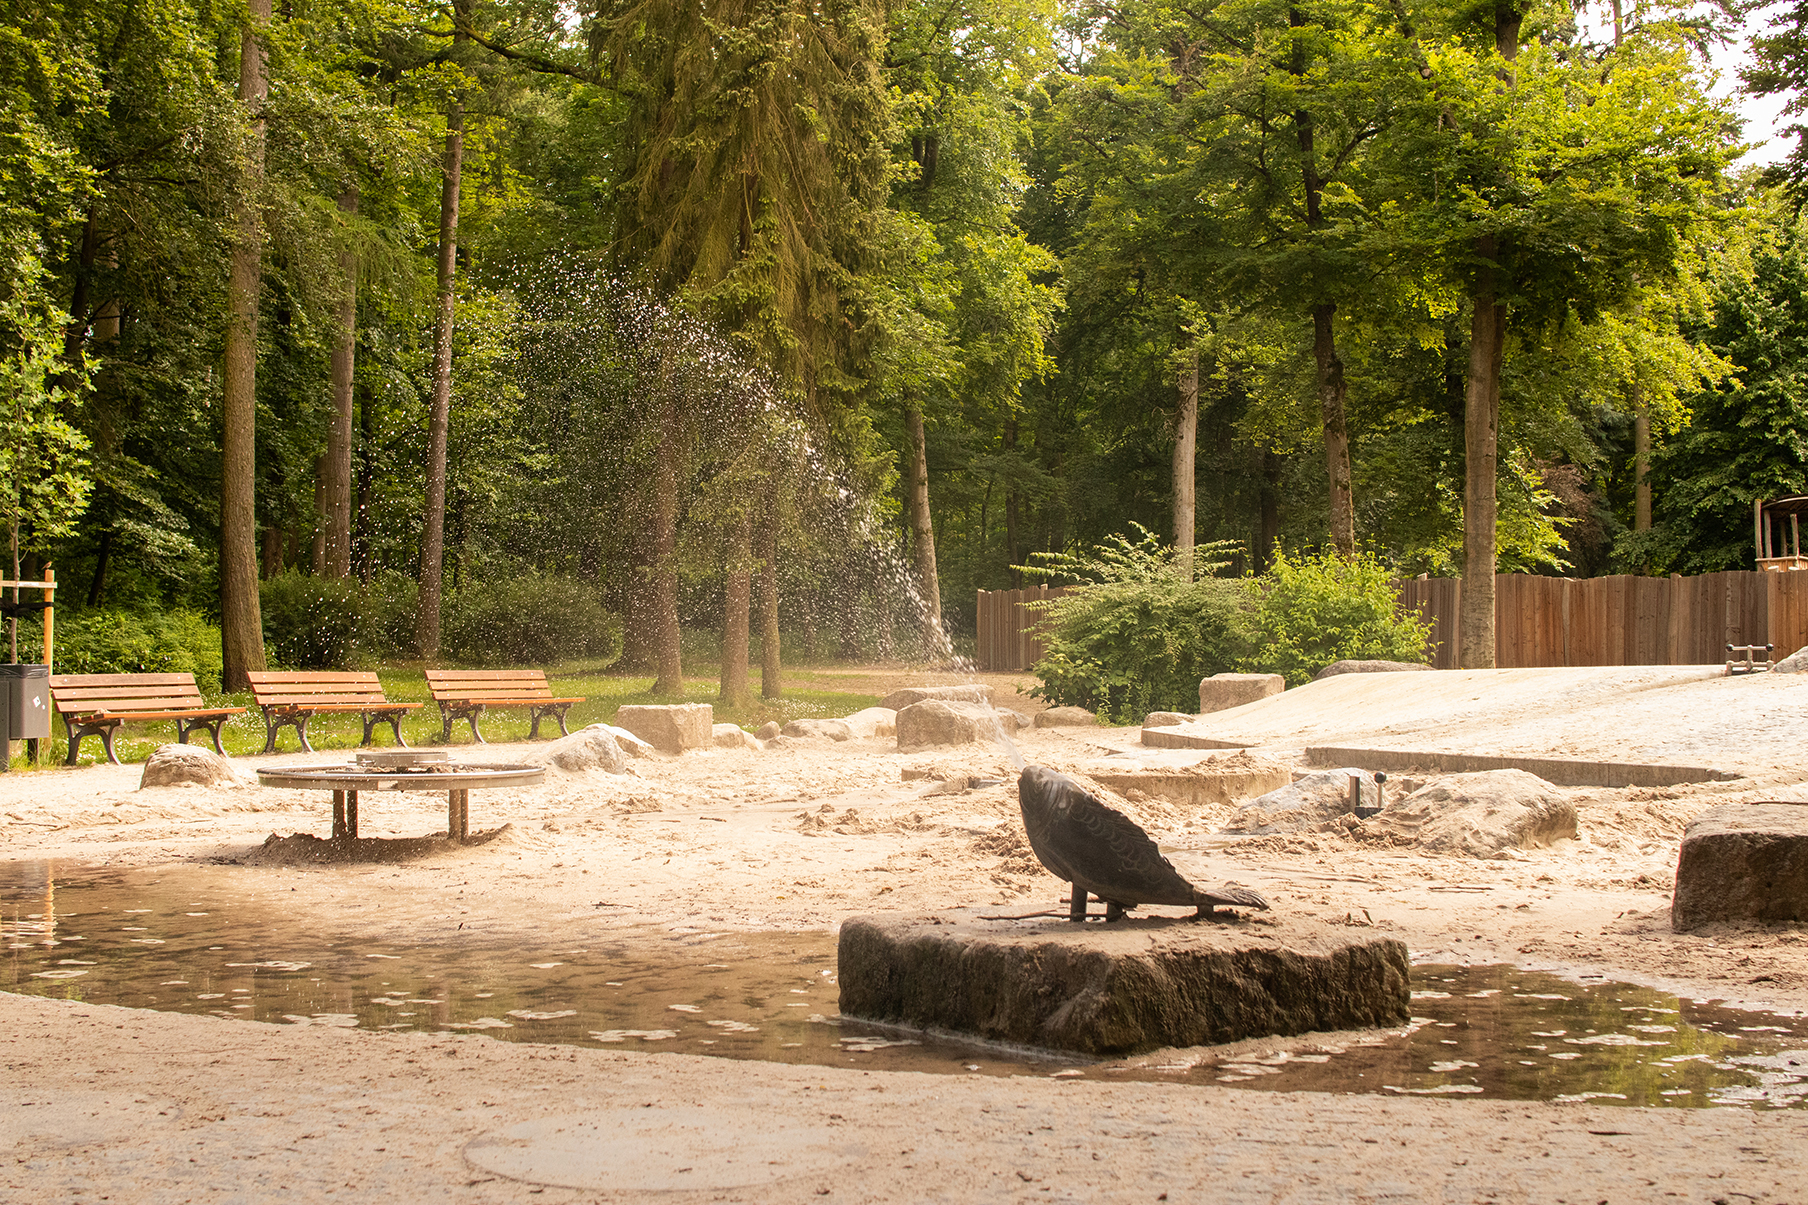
593 716 658 756
1313 659 1434 680
839 707 897 739
782 718 854 742
996 709 1028 734
536 726 629 773
838 911 1409 1056
1198 672 1283 714
1773 646 1808 674
1141 711 1191 729
1223 768 1382 834
1085 751 1292 808
1672 803 1808 930
711 723 763 751
139 744 248 788
878 684 993 712
1033 706 1096 729
755 721 781 742
1372 770 1576 858
895 700 1014 752
612 704 712 755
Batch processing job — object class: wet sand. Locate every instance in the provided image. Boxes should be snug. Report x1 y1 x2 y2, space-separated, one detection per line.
5 667 1808 1200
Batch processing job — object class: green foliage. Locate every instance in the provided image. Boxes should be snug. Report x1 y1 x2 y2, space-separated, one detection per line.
260 572 362 670
50 608 223 693
356 570 421 663
1024 526 1250 719
441 574 623 668
1242 549 1431 686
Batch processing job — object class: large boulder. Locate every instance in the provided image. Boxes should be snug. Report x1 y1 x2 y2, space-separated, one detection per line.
711 723 763 751
1314 659 1433 680
1085 751 1292 808
878 684 993 712
139 744 248 788
595 725 655 758
1773 646 1808 674
1372 769 1577 858
1673 804 1808 931
839 707 897 739
838 911 1409 1056
1033 706 1096 729
1198 672 1283 714
536 726 629 773
1223 768 1381 834
1141 711 1191 729
781 718 853 742
612 704 712 755
895 700 1016 752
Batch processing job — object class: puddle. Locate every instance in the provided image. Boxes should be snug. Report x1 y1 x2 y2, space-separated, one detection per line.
5 861 1806 1107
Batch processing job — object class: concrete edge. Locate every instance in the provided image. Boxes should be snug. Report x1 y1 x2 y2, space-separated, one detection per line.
1301 746 1739 788
1140 727 1254 750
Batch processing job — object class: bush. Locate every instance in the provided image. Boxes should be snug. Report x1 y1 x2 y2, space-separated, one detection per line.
442 574 623 667
50 608 225 693
1242 549 1432 685
260 572 362 670
355 570 420 662
1025 527 1252 721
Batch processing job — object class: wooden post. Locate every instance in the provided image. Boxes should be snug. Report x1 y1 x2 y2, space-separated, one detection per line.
332 789 346 838
41 567 52 670
1756 498 1765 564
346 789 359 839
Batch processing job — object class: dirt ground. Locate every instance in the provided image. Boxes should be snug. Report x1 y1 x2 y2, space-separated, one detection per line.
5 666 1808 1202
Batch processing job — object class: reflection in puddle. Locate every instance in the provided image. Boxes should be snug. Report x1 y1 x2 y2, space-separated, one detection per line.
5 861 1806 1107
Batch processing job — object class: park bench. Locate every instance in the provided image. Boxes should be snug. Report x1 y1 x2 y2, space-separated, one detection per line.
423 669 584 744
50 672 245 766
246 671 423 753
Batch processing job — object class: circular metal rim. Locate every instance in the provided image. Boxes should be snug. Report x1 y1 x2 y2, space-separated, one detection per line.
255 764 546 791
355 749 453 766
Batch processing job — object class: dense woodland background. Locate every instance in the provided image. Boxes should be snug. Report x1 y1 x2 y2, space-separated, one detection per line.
9 0 1808 695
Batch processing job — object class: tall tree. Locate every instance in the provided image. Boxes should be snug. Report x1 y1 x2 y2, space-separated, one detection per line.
220 0 272 691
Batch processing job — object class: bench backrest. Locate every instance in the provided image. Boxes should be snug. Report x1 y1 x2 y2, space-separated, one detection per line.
424 668 555 703
246 670 392 708
51 672 207 716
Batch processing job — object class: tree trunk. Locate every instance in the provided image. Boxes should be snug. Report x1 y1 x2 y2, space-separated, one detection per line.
1633 386 1651 533
1173 343 1199 578
905 397 943 652
219 0 272 692
719 511 752 707
87 527 112 608
322 186 357 579
1004 417 1021 589
354 379 374 584
1460 249 1507 670
650 392 684 696
1313 305 1355 557
415 38 465 661
759 496 781 699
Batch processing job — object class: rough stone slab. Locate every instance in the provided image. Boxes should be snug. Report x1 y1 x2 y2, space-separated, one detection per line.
1142 711 1191 729
1775 645 1808 674
612 704 712 754
140 744 248 788
1303 746 1735 789
782 718 853 742
1673 803 1808 931
1371 769 1576 857
1082 754 1291 807
711 723 762 751
1224 768 1381 834
895 700 1015 752
1314 659 1433 680
839 707 897 739
1199 673 1284 714
838 911 1410 1056
537 726 629 772
879 684 993 712
1034 706 1097 729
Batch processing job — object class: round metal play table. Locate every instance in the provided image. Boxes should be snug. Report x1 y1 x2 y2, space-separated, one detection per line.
256 749 544 840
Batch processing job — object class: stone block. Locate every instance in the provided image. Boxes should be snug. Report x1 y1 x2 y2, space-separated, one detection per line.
537 726 629 772
1313 659 1433 680
1084 752 1292 807
1142 711 1191 729
755 721 781 741
838 707 897 739
1198 672 1284 714
140 744 247 788
838 911 1410 1056
1371 769 1575 858
782 718 853 742
711 723 762 751
879 684 993 712
1673 804 1808 930
895 700 1013 752
1775 646 1808 674
612 704 713 755
1224 768 1381 834
1033 706 1096 729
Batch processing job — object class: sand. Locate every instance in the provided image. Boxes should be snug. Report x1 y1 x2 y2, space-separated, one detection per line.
4 666 1808 1201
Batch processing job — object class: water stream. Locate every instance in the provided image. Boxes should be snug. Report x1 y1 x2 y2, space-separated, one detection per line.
5 860 1804 1108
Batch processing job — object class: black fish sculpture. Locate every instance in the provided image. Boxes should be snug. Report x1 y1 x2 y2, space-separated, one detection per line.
1017 765 1270 922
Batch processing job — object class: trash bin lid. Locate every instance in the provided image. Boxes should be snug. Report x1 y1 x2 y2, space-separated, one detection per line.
0 663 48 679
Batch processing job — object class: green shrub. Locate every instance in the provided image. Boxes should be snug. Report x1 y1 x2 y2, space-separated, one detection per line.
260 572 362 669
50 608 225 692
1025 527 1252 721
356 570 420 662
442 574 623 667
1242 549 1432 685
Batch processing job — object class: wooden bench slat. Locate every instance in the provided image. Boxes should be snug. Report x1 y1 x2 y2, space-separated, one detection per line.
53 684 208 699
82 708 242 722
247 672 384 686
50 673 195 687
254 691 391 704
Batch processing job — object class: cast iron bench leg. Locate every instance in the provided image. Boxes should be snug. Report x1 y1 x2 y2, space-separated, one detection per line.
360 710 410 749
99 724 120 766
438 702 454 745
261 707 281 754
467 706 485 744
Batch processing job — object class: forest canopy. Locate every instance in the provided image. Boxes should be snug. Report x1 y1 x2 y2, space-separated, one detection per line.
9 0 1801 687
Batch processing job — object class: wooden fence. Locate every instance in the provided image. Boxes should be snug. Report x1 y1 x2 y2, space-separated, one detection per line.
974 586 1067 671
980 571 1808 672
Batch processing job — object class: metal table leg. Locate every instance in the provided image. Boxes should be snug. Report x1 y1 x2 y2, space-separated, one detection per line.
449 788 469 841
